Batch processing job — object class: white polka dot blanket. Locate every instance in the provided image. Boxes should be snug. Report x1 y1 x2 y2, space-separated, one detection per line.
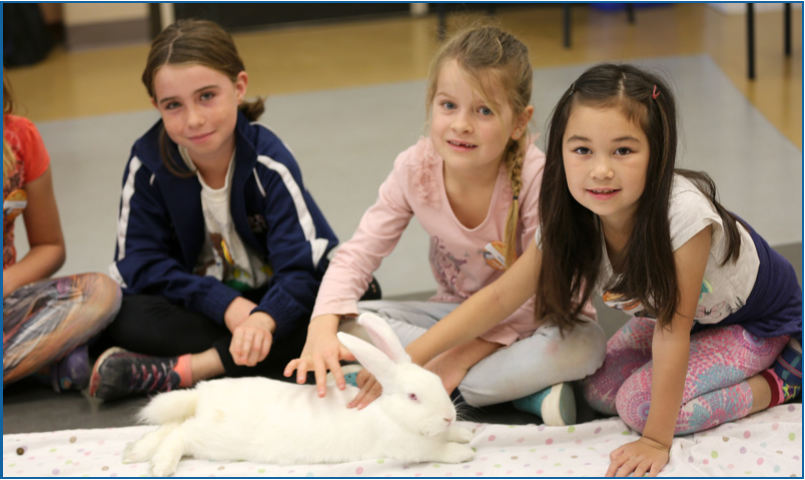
4 404 801 477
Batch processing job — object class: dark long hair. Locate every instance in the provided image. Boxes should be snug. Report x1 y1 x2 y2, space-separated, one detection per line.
142 19 264 177
537 63 743 331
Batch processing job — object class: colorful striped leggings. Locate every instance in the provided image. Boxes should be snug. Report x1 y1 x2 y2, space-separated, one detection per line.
582 316 788 435
3 273 121 386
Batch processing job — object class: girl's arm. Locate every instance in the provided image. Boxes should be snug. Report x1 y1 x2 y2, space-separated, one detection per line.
285 157 415 394
408 240 541 365
348 241 540 408
3 166 65 297
606 226 711 478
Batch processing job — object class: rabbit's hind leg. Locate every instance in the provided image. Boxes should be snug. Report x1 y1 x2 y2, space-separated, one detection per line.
124 423 178 464
148 425 188 477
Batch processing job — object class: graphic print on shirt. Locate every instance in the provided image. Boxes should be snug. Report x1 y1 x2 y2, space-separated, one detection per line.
603 276 743 323
429 236 469 294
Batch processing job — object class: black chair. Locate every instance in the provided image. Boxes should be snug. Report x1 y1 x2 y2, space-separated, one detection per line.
746 3 793 80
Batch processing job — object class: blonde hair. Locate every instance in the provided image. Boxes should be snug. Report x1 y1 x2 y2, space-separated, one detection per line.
3 74 17 187
426 25 533 268
142 19 263 177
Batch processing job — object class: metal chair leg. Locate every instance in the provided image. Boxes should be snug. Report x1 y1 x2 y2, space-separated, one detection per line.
747 3 755 80
784 2 792 56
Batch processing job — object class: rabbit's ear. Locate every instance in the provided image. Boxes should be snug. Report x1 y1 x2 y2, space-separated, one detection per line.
337 332 397 385
358 313 411 364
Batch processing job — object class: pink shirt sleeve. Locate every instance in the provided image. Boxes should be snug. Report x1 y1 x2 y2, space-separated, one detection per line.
310 146 417 319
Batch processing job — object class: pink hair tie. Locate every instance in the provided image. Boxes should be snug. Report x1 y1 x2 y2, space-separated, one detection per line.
652 85 661 100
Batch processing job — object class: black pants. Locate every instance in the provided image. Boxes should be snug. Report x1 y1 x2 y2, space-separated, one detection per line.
93 293 308 381
92 277 381 382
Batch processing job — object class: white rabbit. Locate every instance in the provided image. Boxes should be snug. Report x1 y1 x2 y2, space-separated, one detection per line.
123 312 474 476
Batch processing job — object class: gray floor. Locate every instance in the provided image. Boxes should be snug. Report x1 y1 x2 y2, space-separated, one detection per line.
4 54 802 434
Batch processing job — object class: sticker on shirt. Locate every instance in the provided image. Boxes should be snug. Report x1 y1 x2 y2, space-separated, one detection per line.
601 291 654 319
483 241 507 271
3 189 27 222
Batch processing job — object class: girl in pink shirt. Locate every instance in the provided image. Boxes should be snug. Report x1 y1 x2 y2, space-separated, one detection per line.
286 26 606 426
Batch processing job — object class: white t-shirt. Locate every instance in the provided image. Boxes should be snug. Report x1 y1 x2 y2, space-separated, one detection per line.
181 147 272 291
596 174 760 325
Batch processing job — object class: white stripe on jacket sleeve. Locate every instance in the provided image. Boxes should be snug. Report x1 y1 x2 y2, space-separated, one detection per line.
256 155 326 268
116 157 143 262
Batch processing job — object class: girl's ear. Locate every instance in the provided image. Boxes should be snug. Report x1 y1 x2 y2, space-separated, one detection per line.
235 71 249 104
150 97 158 109
512 105 535 140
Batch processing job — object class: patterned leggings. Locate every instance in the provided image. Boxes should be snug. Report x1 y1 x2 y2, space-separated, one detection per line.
3 273 121 385
582 316 788 435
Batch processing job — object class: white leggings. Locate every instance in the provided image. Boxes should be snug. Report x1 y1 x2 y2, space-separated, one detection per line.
347 300 607 407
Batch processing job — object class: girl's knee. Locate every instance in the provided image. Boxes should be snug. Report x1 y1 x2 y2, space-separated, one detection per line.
568 321 608 376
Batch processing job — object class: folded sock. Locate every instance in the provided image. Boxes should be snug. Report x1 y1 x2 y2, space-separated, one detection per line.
174 354 193 388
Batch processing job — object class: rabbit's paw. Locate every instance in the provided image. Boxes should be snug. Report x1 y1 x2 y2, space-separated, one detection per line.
124 437 164 464
445 426 473 444
434 442 474 464
149 451 181 477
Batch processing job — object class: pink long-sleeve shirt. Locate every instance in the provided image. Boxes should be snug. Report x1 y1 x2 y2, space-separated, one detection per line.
313 137 563 346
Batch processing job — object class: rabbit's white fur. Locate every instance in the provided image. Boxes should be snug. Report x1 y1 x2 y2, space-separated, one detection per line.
124 313 474 476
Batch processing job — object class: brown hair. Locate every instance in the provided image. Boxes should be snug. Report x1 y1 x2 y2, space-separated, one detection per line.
426 25 533 268
538 63 744 332
142 19 264 176
3 74 17 187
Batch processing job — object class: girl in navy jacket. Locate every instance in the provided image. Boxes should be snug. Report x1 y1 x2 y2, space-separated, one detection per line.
89 19 339 400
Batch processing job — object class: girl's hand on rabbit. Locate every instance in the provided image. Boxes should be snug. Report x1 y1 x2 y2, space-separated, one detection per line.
230 311 276 366
425 338 501 394
424 353 468 395
284 315 356 396
348 368 383 409
605 437 669 477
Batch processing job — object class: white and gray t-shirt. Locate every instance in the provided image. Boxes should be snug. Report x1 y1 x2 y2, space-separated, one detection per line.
181 147 272 291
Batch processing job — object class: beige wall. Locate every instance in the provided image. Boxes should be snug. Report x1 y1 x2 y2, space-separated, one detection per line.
62 3 148 26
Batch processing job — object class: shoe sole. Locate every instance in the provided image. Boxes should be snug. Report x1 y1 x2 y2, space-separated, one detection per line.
88 347 127 399
540 383 576 427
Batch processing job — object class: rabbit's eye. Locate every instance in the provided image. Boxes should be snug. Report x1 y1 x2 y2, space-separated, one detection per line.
408 393 419 402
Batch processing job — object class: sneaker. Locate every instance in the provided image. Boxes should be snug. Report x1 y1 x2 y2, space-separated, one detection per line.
773 338 802 402
51 345 90 392
512 382 576 426
326 364 362 388
89 347 182 401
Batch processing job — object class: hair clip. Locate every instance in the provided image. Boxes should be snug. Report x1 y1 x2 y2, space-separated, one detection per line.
568 82 576 96
513 195 519 201
652 85 661 100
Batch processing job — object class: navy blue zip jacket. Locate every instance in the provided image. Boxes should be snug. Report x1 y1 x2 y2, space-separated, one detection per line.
110 112 338 342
